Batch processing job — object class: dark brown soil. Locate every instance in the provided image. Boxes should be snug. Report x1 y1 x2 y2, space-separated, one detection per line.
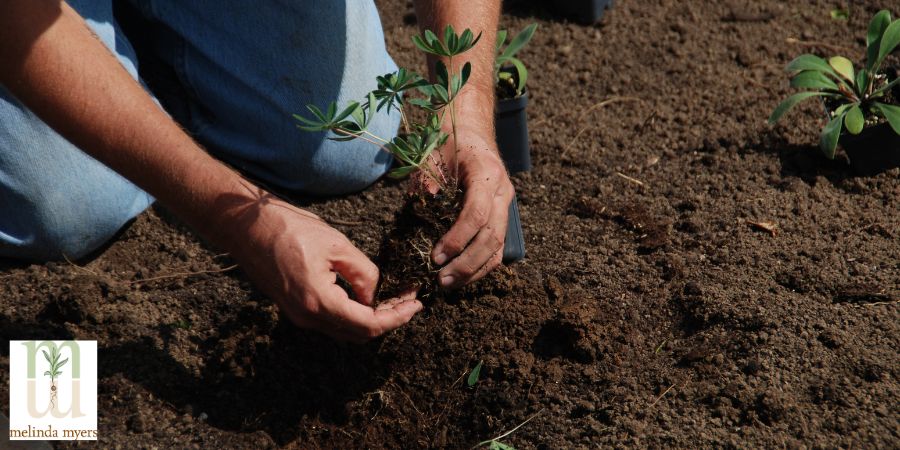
2 0 899 448
376 191 459 299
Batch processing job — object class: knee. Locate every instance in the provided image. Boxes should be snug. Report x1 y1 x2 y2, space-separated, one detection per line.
9 191 151 262
301 113 401 196
305 145 393 195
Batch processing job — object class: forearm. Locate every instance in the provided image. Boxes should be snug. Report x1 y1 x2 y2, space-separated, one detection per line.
413 0 501 131
0 1 254 242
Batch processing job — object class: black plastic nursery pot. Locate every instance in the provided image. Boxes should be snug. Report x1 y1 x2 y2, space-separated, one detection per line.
554 0 614 24
841 123 900 176
496 92 530 264
503 194 526 263
496 92 531 174
828 68 900 176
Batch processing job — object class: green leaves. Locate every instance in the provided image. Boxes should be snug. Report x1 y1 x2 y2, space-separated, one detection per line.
293 93 377 141
786 54 840 78
784 54 855 96
830 8 849 21
865 10 900 76
773 10 900 159
467 360 483 387
790 70 838 90
768 92 832 124
495 24 538 97
877 20 900 67
412 25 481 57
855 68 869 94
874 102 900 134
497 23 537 62
828 56 855 83
866 10 892 72
845 104 864 135
385 125 448 179
819 110 846 159
373 68 428 114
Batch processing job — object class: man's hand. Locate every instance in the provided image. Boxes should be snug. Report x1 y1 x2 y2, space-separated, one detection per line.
0 2 421 342
219 187 423 342
412 0 506 288
423 127 514 288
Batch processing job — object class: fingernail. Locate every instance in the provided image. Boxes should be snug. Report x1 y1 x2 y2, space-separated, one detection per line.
440 275 455 287
434 252 448 265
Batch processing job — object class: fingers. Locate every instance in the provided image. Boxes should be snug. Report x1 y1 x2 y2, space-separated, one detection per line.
438 190 509 287
432 176 495 266
331 242 380 306
320 285 423 343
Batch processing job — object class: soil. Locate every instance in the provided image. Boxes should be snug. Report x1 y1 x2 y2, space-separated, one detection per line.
2 0 899 448
376 191 459 299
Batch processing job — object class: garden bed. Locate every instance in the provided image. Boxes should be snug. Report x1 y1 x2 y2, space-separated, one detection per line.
1 0 898 448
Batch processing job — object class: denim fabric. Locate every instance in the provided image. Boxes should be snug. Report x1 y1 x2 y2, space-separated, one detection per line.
0 1 398 261
0 0 153 261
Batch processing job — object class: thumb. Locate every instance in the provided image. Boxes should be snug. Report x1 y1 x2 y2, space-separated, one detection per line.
331 243 380 306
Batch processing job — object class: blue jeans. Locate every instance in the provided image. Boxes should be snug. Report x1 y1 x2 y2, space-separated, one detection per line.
0 0 399 261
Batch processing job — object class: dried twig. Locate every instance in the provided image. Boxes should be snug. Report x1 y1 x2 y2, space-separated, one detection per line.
472 409 544 449
62 253 99 276
648 383 677 409
615 172 645 186
785 37 853 54
848 299 899 308
125 264 239 285
745 219 778 237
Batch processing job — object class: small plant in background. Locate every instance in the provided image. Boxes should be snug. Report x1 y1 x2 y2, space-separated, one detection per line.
494 24 538 99
830 7 849 21
43 346 68 409
769 10 900 158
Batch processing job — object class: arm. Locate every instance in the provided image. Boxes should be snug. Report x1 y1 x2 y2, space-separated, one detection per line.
413 0 513 287
0 0 421 342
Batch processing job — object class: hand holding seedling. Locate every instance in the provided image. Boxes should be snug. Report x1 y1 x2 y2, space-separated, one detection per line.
216 186 423 343
413 2 510 287
426 126 512 288
296 3 510 290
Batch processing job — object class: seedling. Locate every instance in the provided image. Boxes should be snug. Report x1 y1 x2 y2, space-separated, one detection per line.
295 26 485 296
467 360 483 387
471 409 543 450
769 10 900 158
830 8 849 21
295 25 481 191
42 346 68 409
494 24 538 99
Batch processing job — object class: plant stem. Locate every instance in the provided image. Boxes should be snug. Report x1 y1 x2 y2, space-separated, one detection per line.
336 127 445 192
447 56 460 178
362 130 390 144
334 128 393 154
428 153 449 187
398 105 411 135
420 163 447 192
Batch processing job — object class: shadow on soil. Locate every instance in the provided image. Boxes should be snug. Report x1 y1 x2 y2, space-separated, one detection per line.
100 316 392 445
746 132 854 187
0 315 74 357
